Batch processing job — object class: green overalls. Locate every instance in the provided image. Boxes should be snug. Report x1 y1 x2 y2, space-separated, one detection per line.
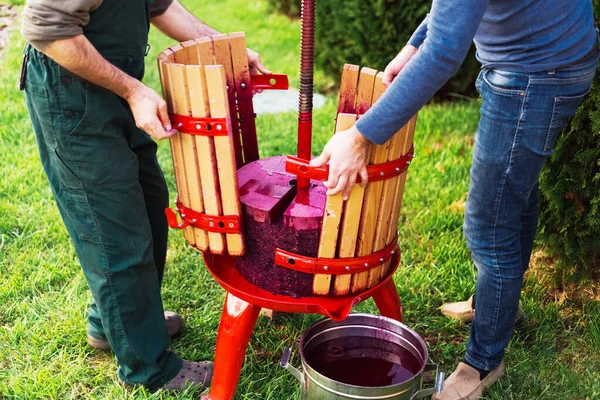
22 0 182 388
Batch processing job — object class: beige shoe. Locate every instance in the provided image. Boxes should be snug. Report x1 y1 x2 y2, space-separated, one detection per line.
433 361 505 400
164 360 214 391
441 295 476 322
87 311 185 350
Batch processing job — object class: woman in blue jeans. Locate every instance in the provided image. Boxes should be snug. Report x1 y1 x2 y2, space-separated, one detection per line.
310 1 598 398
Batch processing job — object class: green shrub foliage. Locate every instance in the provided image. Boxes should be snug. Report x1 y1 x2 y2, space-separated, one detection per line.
267 0 301 18
268 0 479 99
538 2 600 276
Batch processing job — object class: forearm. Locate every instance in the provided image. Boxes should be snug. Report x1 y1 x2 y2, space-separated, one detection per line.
44 34 141 100
151 0 219 42
356 0 489 144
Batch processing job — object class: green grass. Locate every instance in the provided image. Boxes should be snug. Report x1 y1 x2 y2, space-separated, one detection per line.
2 0 600 399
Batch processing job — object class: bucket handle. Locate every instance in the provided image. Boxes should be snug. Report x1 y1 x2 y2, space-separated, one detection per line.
410 364 444 400
280 347 306 387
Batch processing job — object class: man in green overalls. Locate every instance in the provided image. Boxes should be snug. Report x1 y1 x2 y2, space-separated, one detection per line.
20 0 270 391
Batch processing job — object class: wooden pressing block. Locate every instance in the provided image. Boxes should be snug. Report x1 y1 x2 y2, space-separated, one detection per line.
205 66 246 256
164 61 207 250
380 115 418 279
313 113 357 296
352 72 391 293
332 67 377 296
211 34 244 169
236 155 322 298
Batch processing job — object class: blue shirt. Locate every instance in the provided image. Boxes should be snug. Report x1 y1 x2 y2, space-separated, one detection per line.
356 0 597 145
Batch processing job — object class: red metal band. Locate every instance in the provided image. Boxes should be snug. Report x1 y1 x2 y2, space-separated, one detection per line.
251 74 289 91
165 200 241 234
285 145 414 183
169 113 228 136
274 238 399 275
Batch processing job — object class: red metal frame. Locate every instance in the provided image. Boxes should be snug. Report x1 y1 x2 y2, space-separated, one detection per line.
236 77 260 164
203 251 402 321
274 237 398 275
250 74 289 91
169 113 228 136
297 112 313 189
201 252 403 400
286 145 415 183
165 200 241 234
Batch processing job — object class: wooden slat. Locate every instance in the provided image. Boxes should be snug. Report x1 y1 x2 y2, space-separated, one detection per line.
333 181 362 296
313 114 357 295
195 37 215 65
171 44 185 64
164 63 206 249
212 34 244 169
380 115 418 278
230 32 260 164
181 40 200 65
333 68 376 296
354 67 377 114
367 123 409 288
186 65 226 254
204 65 246 255
161 61 193 246
159 59 193 244
313 66 360 295
337 64 360 114
352 72 391 293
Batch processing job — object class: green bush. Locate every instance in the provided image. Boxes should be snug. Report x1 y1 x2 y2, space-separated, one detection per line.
267 0 301 18
535 0 600 278
538 2 600 277
268 0 480 99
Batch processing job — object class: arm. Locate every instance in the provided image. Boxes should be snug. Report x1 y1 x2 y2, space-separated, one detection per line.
408 15 429 49
151 0 219 41
312 0 490 197
151 0 270 74
43 35 174 140
357 0 489 144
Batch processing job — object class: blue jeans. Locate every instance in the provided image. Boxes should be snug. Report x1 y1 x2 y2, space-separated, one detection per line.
463 52 598 371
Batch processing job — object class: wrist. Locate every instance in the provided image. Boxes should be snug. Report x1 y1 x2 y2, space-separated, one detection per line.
120 78 144 102
352 125 370 146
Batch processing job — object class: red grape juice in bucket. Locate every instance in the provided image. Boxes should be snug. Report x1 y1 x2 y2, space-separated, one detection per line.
281 314 443 399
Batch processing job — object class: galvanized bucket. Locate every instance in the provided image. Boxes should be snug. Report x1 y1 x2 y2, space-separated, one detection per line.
281 314 443 399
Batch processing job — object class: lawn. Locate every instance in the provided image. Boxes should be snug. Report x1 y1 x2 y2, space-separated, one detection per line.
1 0 600 399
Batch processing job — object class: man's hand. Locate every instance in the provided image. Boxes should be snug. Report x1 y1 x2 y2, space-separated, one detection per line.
247 48 271 75
310 125 370 200
125 83 177 141
382 45 418 87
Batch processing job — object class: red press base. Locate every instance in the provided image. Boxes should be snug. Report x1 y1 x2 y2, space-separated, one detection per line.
201 252 404 400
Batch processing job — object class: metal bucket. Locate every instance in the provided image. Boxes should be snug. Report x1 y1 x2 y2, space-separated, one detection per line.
281 314 443 399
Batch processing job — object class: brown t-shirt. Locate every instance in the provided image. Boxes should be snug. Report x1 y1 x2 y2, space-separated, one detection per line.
21 0 173 51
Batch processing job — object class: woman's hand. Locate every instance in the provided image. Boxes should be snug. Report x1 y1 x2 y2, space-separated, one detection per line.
382 45 418 87
310 125 370 200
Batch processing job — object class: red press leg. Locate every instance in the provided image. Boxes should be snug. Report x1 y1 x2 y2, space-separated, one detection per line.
205 292 261 400
372 278 404 322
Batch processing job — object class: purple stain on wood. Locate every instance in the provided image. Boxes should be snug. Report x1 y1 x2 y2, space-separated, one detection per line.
236 156 326 297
